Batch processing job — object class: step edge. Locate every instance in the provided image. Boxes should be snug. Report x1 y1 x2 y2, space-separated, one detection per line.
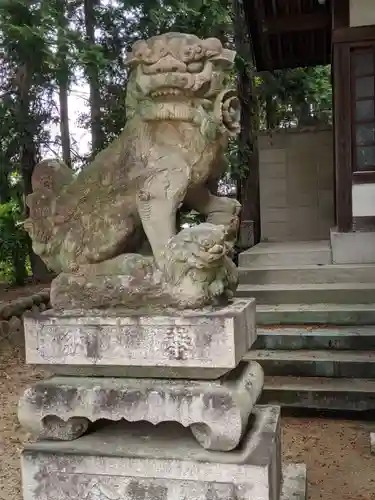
256 303 375 311
238 283 375 291
263 377 375 392
239 264 375 271
245 350 375 362
257 328 375 336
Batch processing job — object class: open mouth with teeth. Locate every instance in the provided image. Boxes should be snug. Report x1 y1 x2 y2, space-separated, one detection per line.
150 88 187 98
136 59 214 99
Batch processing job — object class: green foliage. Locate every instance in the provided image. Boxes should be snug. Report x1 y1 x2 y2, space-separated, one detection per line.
0 201 29 285
256 66 332 128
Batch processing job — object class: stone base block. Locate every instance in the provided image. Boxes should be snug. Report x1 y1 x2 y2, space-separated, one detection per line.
331 228 375 264
370 433 375 455
23 299 256 379
20 406 307 500
281 464 307 500
238 220 255 250
18 361 264 451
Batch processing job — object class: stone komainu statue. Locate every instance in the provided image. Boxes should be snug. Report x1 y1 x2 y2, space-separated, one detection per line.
24 33 242 309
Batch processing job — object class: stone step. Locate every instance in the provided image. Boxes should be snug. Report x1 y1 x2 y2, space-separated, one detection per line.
260 376 375 411
253 326 375 350
256 303 375 325
245 349 375 378
237 283 375 304
238 241 331 267
239 264 375 285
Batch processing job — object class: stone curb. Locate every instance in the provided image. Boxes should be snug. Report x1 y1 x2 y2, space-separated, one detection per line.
0 288 51 344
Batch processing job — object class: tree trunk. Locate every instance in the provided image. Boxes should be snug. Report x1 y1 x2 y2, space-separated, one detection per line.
84 0 104 155
263 71 278 130
17 65 51 283
0 167 10 204
59 79 71 166
232 0 260 246
266 95 277 129
57 0 72 167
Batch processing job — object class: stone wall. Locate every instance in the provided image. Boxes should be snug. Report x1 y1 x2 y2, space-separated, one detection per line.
0 289 50 344
259 126 335 242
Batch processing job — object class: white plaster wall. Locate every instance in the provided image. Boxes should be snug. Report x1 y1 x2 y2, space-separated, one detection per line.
350 0 375 27
352 183 375 216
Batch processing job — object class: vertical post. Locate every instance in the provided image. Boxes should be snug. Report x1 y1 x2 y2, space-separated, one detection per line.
332 42 353 232
331 0 349 30
233 0 261 246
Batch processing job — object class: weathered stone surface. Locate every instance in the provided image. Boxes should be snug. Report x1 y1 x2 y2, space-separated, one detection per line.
370 433 375 455
20 415 89 441
281 464 307 500
18 361 264 451
0 320 10 340
50 224 239 310
6 316 24 346
0 290 51 345
24 299 256 379
23 32 242 310
21 406 285 500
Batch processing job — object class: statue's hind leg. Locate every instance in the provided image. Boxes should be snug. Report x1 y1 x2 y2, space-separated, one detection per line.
136 169 189 269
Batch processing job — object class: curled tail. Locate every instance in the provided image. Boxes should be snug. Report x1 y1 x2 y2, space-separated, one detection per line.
24 159 73 269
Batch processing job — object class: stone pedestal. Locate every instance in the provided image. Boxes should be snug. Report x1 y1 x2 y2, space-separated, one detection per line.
18 361 264 451
19 298 307 499
21 407 306 500
23 299 256 379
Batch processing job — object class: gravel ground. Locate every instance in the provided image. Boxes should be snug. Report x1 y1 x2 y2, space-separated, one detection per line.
1 342 375 500
0 343 45 500
283 414 375 500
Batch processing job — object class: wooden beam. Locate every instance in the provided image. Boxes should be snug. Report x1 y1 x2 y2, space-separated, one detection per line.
331 0 349 29
353 171 375 184
353 216 375 231
243 0 270 71
333 43 353 232
333 25 375 44
263 12 331 35
233 0 261 245
266 55 331 71
254 0 273 70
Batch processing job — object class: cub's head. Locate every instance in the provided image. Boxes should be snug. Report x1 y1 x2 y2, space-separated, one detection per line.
162 223 229 282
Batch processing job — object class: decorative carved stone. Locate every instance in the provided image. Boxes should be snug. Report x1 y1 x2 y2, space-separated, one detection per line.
19 412 89 441
23 32 241 310
50 223 239 310
23 299 256 379
21 406 285 500
18 361 264 451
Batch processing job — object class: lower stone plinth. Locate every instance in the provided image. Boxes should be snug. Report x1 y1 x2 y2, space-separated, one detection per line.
18 361 264 451
21 406 308 500
23 299 256 379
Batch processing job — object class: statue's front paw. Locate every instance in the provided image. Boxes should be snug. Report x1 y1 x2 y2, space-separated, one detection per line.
208 278 225 299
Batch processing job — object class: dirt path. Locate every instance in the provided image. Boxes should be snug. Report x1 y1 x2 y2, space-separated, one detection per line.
283 414 375 499
1 343 375 500
0 343 44 500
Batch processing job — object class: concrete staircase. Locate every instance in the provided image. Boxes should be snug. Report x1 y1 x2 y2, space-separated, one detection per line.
239 241 375 411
